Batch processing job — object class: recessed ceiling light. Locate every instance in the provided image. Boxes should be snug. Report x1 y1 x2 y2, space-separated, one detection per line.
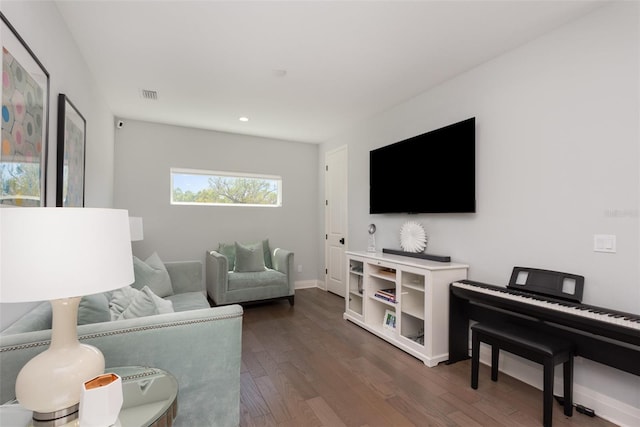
239 117 249 122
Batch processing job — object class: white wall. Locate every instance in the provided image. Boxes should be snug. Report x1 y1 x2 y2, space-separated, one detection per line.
321 3 639 425
0 1 116 329
113 120 319 284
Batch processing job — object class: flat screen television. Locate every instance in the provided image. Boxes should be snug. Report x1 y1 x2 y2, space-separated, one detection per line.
369 117 476 214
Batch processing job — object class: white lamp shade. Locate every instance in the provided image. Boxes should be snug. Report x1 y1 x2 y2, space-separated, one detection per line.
129 216 144 241
0 208 135 302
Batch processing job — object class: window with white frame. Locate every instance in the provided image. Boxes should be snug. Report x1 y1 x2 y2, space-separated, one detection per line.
170 168 282 207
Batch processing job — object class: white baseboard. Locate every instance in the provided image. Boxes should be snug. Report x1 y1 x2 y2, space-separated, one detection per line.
478 346 640 426
295 280 323 289
572 383 640 427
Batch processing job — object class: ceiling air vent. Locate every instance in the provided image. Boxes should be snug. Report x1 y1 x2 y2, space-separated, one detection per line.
140 89 158 100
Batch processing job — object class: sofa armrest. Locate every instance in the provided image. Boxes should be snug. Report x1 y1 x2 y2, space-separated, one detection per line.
273 248 295 295
206 251 229 304
0 305 243 427
165 261 203 294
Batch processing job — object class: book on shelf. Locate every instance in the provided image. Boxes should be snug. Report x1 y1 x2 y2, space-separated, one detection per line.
376 288 395 298
374 288 396 303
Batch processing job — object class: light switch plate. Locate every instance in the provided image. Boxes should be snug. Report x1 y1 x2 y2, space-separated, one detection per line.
594 234 616 253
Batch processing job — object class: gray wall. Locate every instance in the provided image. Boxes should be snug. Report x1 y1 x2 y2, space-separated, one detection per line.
320 3 639 424
114 120 319 284
0 1 116 329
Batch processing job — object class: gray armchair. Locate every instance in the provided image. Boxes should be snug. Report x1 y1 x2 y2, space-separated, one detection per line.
206 240 294 306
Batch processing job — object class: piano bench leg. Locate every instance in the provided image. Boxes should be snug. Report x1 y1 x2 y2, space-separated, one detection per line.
563 357 573 417
491 346 499 382
543 359 555 427
471 329 480 389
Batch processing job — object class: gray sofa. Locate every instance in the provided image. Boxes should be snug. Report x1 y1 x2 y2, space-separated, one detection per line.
0 261 242 427
206 241 294 306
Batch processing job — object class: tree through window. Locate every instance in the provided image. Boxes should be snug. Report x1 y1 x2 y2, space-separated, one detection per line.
170 168 282 207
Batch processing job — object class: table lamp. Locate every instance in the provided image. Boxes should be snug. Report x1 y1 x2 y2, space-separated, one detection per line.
0 207 134 425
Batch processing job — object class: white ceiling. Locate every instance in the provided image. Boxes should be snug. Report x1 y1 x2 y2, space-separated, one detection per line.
55 1 605 143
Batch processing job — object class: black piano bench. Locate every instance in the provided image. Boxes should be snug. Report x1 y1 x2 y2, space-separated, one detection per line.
471 322 574 427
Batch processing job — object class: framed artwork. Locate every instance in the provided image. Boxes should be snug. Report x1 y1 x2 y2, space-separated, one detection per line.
56 94 86 207
1 13 50 207
383 309 396 331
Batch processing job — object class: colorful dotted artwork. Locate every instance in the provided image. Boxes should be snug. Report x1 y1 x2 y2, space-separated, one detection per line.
1 46 45 206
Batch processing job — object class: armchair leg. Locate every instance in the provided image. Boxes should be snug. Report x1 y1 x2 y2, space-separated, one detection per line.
288 295 295 306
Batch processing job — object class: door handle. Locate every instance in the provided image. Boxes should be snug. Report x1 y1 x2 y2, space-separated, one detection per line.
339 238 345 245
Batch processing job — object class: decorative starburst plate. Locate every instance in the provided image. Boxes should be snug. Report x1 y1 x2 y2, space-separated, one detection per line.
399 221 427 253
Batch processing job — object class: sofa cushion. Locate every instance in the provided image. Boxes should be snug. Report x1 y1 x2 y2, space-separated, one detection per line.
218 242 236 270
261 239 273 269
227 269 287 291
133 252 173 297
234 242 266 273
219 239 272 270
0 302 52 335
78 293 111 325
110 286 174 320
165 292 210 312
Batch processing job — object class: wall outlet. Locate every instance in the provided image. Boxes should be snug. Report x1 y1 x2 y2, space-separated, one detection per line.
297 265 303 273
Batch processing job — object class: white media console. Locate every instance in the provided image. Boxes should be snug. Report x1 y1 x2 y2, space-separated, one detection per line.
344 251 468 367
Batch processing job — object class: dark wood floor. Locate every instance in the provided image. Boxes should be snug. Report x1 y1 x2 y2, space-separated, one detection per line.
239 288 616 427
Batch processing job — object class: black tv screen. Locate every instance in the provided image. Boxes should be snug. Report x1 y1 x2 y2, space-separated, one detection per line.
369 117 476 214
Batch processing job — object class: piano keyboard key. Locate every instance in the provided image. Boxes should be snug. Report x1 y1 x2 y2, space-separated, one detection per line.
452 281 640 330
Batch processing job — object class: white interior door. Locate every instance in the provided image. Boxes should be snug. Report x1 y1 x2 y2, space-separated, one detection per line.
325 146 348 296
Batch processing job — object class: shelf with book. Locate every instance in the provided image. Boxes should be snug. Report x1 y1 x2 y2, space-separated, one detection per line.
343 251 468 367
369 265 397 309
372 288 397 304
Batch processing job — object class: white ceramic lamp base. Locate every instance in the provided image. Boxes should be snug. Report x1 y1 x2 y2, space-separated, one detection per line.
15 298 105 422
